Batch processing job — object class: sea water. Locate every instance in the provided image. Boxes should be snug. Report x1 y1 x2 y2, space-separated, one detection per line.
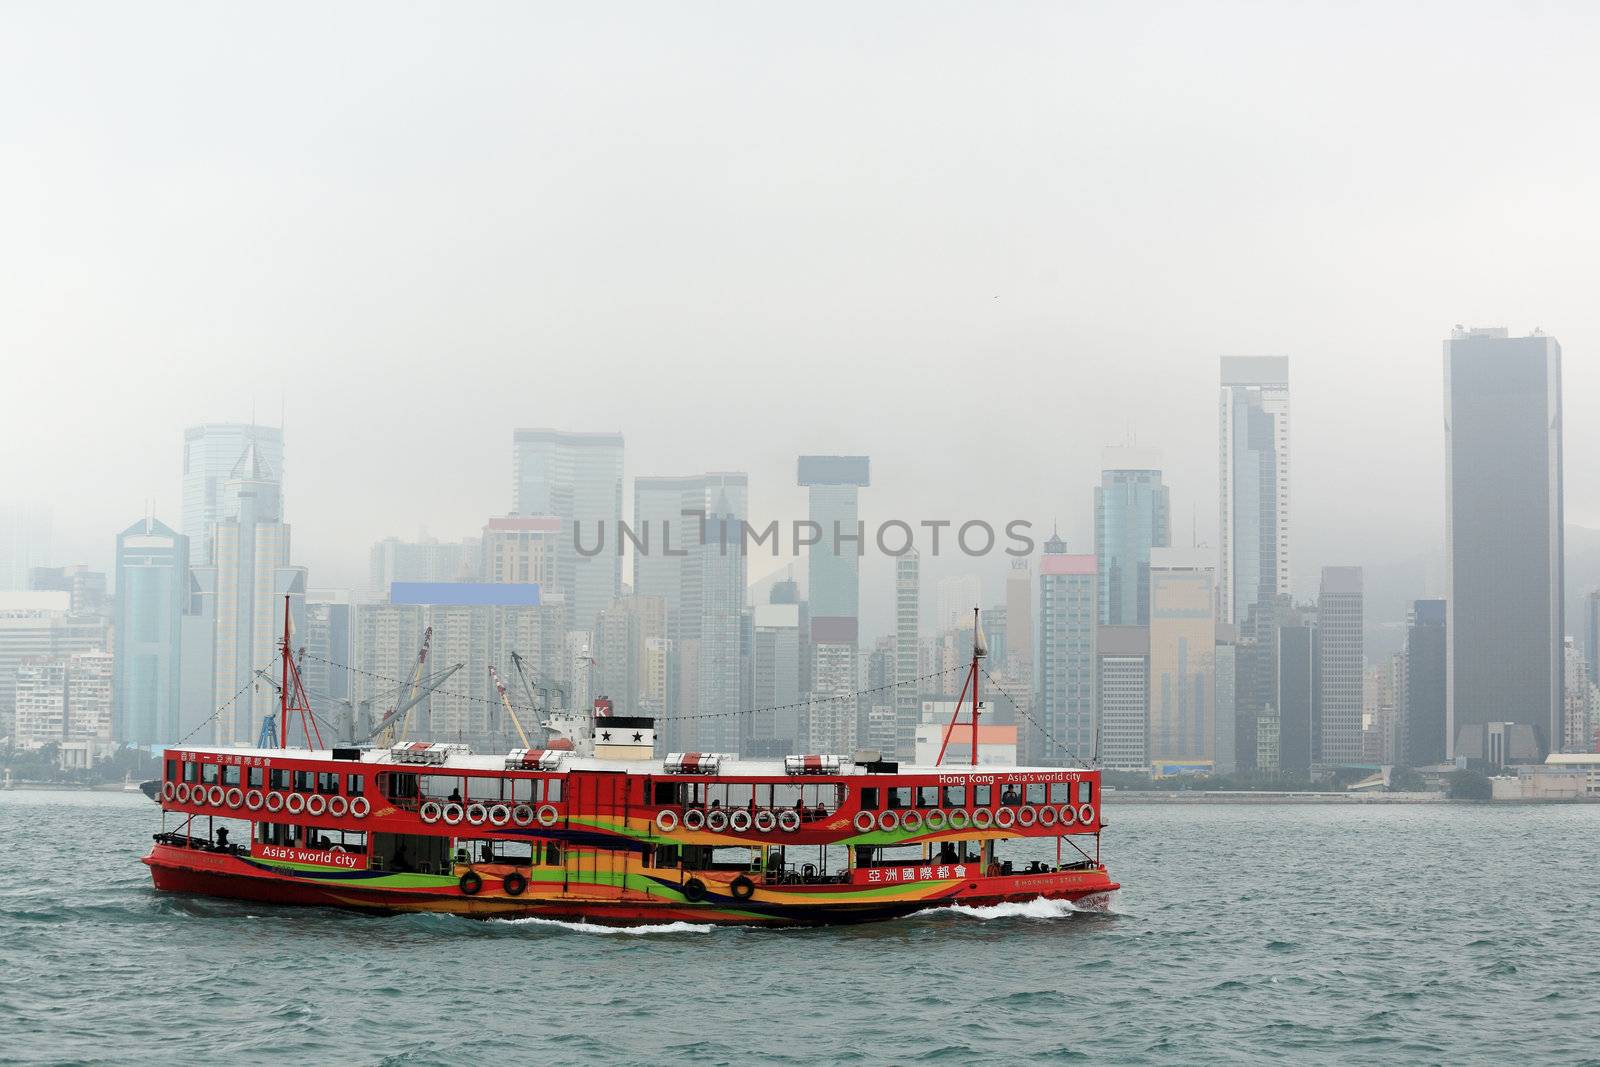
1 791 1596 1065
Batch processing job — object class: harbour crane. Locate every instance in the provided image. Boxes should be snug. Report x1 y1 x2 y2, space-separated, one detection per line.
487 665 533 748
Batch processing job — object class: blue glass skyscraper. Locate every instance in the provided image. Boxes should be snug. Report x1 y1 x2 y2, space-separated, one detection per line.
113 516 189 746
1094 448 1170 626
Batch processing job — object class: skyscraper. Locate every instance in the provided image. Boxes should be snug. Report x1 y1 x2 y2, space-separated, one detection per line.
512 429 624 633
1316 566 1364 768
1147 548 1216 771
798 456 869 755
113 516 189 746
1005 560 1033 677
893 551 920 760
695 477 748 752
1219 357 1290 625
1096 625 1149 771
750 600 802 755
182 423 284 563
0 504 52 592
1585 589 1599 689
1444 327 1564 758
1095 447 1170 626
936 574 981 632
1034 533 1097 765
1403 599 1446 766
201 442 306 744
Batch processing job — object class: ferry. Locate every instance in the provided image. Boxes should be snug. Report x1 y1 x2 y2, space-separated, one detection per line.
142 610 1117 927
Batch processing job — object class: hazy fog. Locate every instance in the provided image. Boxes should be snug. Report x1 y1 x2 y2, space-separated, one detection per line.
5 2 1599 636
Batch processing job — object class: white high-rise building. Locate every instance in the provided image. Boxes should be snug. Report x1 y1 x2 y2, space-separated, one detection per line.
1317 566 1365 767
937 574 982 633
1219 357 1290 624
894 551 921 760
183 423 284 564
512 429 624 634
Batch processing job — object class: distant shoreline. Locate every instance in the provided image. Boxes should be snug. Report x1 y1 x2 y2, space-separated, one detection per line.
1107 790 1596 805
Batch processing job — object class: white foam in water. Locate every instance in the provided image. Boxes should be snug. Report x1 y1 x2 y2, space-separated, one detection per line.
498 916 715 936
934 896 1083 921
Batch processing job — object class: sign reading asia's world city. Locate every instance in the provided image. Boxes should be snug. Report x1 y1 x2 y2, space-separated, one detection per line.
252 843 361 869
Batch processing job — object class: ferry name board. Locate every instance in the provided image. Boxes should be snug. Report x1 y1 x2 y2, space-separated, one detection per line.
252 843 362 869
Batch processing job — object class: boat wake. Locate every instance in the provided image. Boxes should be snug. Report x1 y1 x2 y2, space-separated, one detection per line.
931 895 1116 921
497 916 715 936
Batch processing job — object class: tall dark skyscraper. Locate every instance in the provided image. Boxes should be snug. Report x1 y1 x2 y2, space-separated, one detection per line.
1444 327 1564 758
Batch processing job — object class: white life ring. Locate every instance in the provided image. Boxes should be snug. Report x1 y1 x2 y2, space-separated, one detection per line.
655 809 680 833
994 806 1016 828
512 804 535 827
245 789 264 811
1059 803 1078 826
349 796 370 819
420 801 442 824
174 783 190 804
729 809 752 832
1016 805 1037 828
853 810 877 833
306 794 327 817
207 785 226 806
1077 804 1096 825
972 807 994 829
442 803 464 825
328 795 349 818
1038 804 1059 827
925 809 949 831
225 787 244 809
466 803 488 825
706 809 729 832
948 808 971 829
162 781 176 802
489 804 512 827
877 809 900 832
682 808 706 831
754 810 777 833
265 791 284 812
900 810 924 833
285 792 306 815
777 809 801 833
536 804 559 828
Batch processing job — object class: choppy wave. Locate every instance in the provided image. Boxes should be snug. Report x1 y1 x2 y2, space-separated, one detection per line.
930 896 1083 921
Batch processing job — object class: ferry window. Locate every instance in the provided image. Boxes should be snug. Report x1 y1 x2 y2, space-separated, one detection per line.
292 770 315 792
651 844 681 869
888 786 912 809
465 777 501 801
544 843 562 866
772 783 802 809
999 784 1022 806
1025 783 1047 805
1077 781 1093 804
201 763 220 785
509 778 533 802
248 767 264 788
917 786 939 808
727 782 753 809
317 772 339 794
498 841 532 863
165 759 176 782
860 787 880 811
183 761 198 783
974 784 992 807
222 765 241 786
653 782 676 805
545 779 561 803
270 768 288 790
943 785 967 807
753 783 772 809
705 784 729 808
1049 782 1071 804
422 775 464 800
346 774 364 796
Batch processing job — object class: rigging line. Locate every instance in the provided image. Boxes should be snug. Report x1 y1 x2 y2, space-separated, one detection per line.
301 652 965 724
176 668 273 745
979 666 1096 769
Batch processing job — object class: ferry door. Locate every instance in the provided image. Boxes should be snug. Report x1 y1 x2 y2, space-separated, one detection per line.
566 771 629 898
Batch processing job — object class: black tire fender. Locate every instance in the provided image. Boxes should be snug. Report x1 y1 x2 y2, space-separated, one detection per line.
459 871 484 896
729 875 755 901
682 877 707 903
503 872 527 897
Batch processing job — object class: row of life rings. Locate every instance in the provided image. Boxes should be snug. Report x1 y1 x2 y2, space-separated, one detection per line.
851 803 1096 833
653 807 804 835
419 800 560 829
163 780 370 819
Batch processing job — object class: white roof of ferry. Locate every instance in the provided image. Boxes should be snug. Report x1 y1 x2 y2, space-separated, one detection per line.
172 744 1090 776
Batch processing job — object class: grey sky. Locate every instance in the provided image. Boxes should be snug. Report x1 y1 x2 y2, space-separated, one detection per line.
4 2 1599 635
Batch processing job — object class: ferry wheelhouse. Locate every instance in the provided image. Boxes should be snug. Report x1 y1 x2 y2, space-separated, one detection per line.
142 609 1117 926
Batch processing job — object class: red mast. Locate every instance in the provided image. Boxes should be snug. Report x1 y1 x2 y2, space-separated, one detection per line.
935 607 985 767
277 594 321 749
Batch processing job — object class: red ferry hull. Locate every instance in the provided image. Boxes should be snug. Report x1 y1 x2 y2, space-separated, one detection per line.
144 846 1117 927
